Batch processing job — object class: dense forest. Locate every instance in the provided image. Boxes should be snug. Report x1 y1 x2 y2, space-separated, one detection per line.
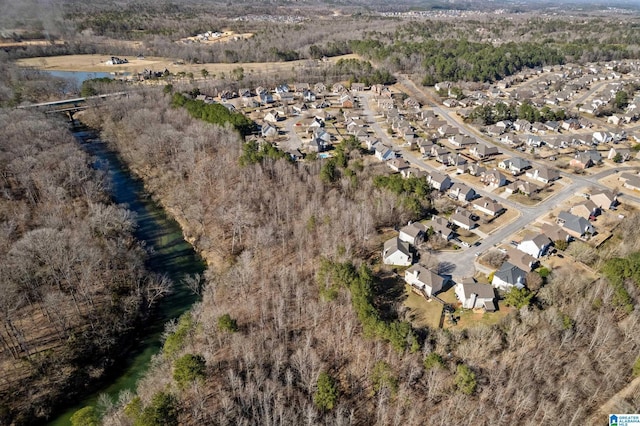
67 88 640 425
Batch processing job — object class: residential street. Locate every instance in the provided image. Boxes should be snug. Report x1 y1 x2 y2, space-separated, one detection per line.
359 78 639 278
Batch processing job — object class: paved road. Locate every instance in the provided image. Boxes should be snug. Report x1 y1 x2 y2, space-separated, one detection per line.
361 77 639 278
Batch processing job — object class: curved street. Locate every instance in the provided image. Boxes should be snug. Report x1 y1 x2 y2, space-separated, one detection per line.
360 76 640 278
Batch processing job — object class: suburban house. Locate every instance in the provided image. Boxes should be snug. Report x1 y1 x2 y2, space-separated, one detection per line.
427 171 453 191
619 172 640 191
388 158 410 172
263 111 282 124
517 234 553 258
455 278 496 311
590 190 618 210
418 140 435 156
404 265 444 298
480 169 507 188
446 153 468 169
430 216 454 240
339 94 354 108
449 135 476 149
570 150 602 169
382 237 413 266
400 168 427 179
314 82 327 93
448 182 476 202
375 144 396 161
525 166 560 184
506 247 538 272
261 123 278 138
498 157 531 175
557 211 596 240
505 179 540 196
399 222 428 246
492 261 527 291
470 143 500 160
472 197 506 217
451 208 478 230
570 200 599 219
525 135 543 147
608 147 631 162
541 222 571 243
467 163 486 177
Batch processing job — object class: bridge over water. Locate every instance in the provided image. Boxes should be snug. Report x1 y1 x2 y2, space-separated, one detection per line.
17 91 129 119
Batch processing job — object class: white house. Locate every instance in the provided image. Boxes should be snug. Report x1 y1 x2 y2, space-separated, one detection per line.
517 234 552 259
399 222 427 246
472 197 505 217
455 278 496 311
427 171 452 191
382 237 413 266
492 261 526 291
375 144 395 161
405 265 444 298
448 183 476 202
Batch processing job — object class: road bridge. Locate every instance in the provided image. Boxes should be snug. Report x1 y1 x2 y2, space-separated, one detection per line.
17 91 129 120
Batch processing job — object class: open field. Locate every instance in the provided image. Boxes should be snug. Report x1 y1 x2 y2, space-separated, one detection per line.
0 39 66 48
16 53 362 77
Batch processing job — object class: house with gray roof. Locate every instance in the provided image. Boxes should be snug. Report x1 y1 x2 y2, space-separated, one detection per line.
430 216 454 240
470 143 500 160
525 166 560 184
427 171 452 191
472 197 506 217
399 222 428 246
620 172 640 191
498 157 531 175
570 150 602 169
375 144 396 161
557 211 596 240
455 278 496 311
383 237 413 266
451 208 478 230
405 265 444 298
492 261 527 291
448 183 476 202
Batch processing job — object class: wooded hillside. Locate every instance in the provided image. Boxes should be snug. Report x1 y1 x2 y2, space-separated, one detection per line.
78 89 640 425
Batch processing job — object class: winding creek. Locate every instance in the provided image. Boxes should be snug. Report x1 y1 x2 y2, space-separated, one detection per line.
49 123 206 425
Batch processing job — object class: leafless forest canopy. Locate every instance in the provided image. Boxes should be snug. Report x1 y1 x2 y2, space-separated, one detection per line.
1 2 640 425
76 90 640 425
0 105 169 423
